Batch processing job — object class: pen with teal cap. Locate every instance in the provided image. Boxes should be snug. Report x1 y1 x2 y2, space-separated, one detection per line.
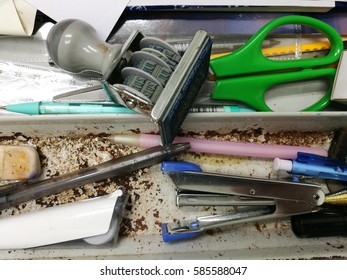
1 102 255 115
0 101 136 115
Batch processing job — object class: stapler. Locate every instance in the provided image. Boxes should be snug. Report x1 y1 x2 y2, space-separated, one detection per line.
160 161 325 242
46 19 212 145
0 188 128 249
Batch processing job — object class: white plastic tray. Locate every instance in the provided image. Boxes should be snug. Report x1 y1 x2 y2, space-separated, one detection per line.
0 112 346 259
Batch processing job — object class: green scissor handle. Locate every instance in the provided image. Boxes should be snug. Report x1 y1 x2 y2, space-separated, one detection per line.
212 67 336 112
209 15 343 112
210 15 343 78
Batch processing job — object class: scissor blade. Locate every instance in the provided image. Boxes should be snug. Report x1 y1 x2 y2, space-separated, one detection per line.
193 79 254 107
52 78 231 107
53 84 113 103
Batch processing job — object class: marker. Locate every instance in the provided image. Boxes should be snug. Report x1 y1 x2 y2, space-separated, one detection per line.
291 211 347 238
273 152 347 181
1 101 136 115
108 133 328 160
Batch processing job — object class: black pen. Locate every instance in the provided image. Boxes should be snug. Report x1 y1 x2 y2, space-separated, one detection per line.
0 142 190 211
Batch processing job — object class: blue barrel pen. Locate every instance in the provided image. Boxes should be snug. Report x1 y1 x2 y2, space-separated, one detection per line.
273 152 347 182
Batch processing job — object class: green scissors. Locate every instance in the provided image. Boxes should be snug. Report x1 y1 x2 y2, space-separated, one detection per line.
209 15 344 112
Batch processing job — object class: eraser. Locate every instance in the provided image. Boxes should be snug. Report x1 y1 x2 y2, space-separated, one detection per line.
0 145 41 180
273 158 293 172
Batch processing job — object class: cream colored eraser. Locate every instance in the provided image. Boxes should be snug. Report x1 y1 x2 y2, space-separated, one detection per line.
0 145 41 180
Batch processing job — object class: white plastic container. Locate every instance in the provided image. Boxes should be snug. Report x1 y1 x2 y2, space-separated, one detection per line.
0 112 346 259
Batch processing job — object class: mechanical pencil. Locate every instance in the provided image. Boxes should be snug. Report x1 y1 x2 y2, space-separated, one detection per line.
189 105 255 113
1 102 256 115
273 152 347 181
108 133 328 160
0 142 190 210
0 101 135 115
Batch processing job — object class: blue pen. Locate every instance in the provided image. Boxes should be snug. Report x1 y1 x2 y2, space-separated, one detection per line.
1 101 136 115
273 152 347 182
